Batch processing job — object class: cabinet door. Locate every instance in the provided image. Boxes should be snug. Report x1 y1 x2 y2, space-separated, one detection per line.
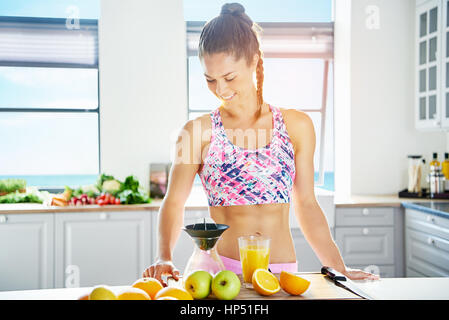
0 213 54 291
54 211 151 288
441 0 449 127
335 227 394 265
416 0 441 129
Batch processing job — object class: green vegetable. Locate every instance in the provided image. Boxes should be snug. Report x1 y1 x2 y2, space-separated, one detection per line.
96 173 115 191
0 190 44 204
116 175 151 204
102 180 122 195
0 179 27 194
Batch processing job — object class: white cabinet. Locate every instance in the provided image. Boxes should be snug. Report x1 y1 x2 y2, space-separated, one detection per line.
415 0 449 130
335 207 404 278
0 214 54 291
54 211 151 287
405 208 449 276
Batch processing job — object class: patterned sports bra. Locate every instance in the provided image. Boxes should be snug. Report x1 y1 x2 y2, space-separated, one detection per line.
198 104 296 207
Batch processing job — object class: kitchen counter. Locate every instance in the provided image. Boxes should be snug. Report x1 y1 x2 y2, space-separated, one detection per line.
334 194 449 207
0 276 448 300
401 201 449 219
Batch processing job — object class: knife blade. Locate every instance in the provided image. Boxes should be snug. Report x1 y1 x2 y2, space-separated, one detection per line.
321 266 374 300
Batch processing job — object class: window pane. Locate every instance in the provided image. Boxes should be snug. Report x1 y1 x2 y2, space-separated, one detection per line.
420 12 427 37
420 69 426 92
184 0 333 22
0 0 100 19
420 97 426 120
420 41 427 65
0 67 98 109
429 7 438 34
429 95 436 119
429 66 437 91
264 58 324 109
0 112 99 177
429 37 437 62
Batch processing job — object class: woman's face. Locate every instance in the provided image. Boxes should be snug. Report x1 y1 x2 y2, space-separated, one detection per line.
200 52 258 106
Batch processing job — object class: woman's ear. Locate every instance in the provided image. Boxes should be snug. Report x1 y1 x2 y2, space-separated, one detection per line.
251 53 259 71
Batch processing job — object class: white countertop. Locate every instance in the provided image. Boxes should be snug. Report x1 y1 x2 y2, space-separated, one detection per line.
1 277 448 300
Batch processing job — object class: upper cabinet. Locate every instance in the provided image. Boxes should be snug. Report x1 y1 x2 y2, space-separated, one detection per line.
416 0 449 130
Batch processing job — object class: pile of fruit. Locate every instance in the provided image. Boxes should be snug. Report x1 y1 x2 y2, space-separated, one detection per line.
78 268 311 300
78 270 241 300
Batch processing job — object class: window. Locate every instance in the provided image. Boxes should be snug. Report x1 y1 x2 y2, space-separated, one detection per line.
185 1 334 190
0 1 100 189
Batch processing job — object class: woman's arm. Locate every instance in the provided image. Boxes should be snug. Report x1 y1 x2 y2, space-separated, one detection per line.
143 118 204 284
285 109 379 280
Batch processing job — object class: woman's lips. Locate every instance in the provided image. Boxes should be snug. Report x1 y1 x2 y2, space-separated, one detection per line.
222 93 236 101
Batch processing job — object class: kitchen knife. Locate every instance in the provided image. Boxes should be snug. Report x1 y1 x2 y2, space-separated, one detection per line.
321 266 374 300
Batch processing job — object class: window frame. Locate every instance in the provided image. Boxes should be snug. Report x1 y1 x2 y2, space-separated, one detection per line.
0 16 101 189
186 21 333 187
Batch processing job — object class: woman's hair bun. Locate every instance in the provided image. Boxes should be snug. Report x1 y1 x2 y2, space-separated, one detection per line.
220 3 245 16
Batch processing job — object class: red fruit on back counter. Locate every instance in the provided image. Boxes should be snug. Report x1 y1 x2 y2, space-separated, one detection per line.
115 198 121 205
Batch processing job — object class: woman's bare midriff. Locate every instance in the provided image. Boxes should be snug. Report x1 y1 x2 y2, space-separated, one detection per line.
209 202 297 264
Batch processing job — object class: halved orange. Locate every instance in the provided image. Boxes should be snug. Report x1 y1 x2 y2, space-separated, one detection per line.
132 277 163 299
156 296 179 300
251 268 281 296
154 287 193 300
279 271 310 295
117 287 151 300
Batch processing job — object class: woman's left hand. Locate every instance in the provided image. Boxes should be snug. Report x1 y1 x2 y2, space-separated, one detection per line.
342 267 380 281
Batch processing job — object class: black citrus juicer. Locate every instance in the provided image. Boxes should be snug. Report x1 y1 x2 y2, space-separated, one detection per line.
182 219 229 279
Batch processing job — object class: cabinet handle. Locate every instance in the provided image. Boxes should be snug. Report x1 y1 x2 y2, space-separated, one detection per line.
99 213 109 220
362 208 370 216
0 215 7 223
362 228 370 235
427 237 435 245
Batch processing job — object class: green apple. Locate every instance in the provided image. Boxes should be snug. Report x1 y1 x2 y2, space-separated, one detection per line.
184 270 213 299
88 285 117 300
211 270 241 300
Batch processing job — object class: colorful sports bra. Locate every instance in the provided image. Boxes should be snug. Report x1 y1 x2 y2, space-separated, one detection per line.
198 104 296 207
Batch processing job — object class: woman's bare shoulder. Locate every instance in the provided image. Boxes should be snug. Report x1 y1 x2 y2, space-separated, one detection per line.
278 107 315 153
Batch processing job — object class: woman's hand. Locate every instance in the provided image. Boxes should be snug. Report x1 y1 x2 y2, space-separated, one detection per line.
142 259 180 287
342 267 380 281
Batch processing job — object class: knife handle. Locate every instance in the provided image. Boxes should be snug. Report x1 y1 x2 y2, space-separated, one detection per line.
321 266 347 281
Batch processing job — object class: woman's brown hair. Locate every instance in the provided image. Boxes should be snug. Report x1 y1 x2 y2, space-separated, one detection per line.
199 3 264 107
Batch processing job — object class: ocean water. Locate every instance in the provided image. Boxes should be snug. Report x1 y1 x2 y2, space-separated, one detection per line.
1 172 335 192
0 174 99 189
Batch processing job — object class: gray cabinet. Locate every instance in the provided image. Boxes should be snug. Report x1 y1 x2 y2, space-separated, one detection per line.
0 213 54 291
55 211 151 287
405 208 449 277
335 206 404 278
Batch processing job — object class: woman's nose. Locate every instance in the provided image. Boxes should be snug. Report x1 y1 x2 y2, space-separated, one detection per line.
215 81 228 97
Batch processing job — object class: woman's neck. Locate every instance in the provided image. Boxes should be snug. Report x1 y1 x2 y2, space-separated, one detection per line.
221 88 263 120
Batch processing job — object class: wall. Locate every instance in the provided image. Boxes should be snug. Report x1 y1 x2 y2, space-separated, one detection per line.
99 0 187 190
335 0 446 196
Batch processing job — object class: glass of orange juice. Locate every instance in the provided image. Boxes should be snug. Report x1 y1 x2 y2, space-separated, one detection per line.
238 235 270 283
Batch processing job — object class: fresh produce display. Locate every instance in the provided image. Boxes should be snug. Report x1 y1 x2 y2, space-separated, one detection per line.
0 178 27 196
279 270 311 295
0 186 49 204
251 268 281 296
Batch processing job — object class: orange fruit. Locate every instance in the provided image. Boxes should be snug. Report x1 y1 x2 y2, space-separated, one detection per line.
154 287 193 300
279 271 310 295
117 287 151 300
156 296 179 300
251 268 281 296
78 293 89 300
132 277 163 299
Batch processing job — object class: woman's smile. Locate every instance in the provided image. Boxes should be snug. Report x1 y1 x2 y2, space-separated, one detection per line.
221 93 236 101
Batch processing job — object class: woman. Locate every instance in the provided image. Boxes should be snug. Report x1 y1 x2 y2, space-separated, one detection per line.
143 3 379 284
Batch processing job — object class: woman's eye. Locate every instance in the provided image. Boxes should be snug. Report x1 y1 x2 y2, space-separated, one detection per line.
206 79 215 83
225 78 235 82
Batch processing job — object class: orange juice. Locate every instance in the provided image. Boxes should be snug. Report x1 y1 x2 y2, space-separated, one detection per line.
239 245 270 283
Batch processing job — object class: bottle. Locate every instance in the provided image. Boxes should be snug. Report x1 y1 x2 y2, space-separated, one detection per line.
442 153 449 192
430 152 440 171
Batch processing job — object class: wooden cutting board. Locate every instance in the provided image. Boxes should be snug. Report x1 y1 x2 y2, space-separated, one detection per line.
169 272 361 300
